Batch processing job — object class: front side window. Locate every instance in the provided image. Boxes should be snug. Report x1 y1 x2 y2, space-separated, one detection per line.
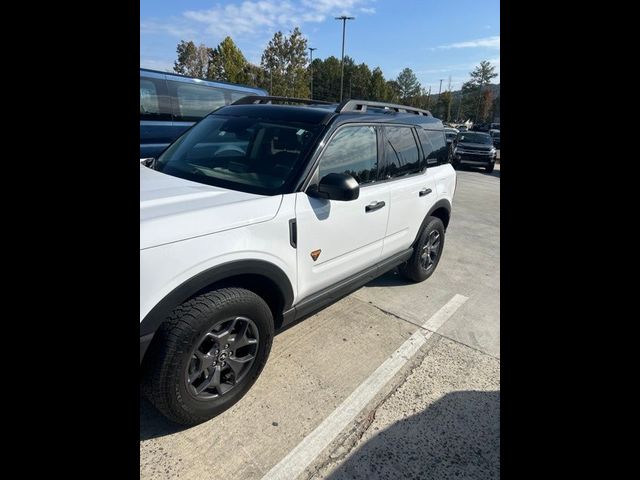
154 114 320 195
318 126 378 185
383 126 421 178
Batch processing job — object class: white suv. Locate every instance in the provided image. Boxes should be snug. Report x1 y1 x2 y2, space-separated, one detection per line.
140 97 457 425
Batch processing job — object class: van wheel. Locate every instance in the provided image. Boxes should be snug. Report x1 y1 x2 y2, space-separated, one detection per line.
142 288 273 426
400 216 445 282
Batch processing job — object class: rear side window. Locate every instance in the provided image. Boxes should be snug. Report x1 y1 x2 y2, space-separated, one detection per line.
419 129 449 166
318 126 378 185
169 81 227 121
383 126 421 178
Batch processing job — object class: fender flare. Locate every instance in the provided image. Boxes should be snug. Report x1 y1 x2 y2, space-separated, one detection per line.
412 199 452 247
140 259 294 338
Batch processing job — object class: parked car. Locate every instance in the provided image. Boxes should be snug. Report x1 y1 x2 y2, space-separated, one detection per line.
140 97 457 426
451 131 498 173
457 125 468 132
444 127 459 153
489 129 501 149
470 123 490 132
140 68 267 159
490 122 500 131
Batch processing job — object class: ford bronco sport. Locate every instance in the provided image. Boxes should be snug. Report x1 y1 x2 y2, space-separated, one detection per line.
140 97 457 425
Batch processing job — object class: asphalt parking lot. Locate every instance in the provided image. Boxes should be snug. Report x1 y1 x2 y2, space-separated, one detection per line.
140 164 500 480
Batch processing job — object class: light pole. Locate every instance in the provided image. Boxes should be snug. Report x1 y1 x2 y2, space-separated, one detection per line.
308 47 317 99
335 15 355 102
437 79 443 117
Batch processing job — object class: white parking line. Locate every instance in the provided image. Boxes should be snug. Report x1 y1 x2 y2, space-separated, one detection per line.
261 293 469 480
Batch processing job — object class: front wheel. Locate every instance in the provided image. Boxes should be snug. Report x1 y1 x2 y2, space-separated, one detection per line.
486 162 495 173
142 288 274 426
399 216 446 282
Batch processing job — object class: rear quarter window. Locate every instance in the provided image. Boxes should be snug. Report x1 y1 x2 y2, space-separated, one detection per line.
417 129 449 166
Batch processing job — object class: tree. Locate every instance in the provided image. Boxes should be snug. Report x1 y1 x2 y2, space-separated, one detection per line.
261 27 310 97
469 60 498 88
208 36 249 83
468 60 498 122
396 68 421 100
174 41 211 78
384 80 401 103
369 67 387 101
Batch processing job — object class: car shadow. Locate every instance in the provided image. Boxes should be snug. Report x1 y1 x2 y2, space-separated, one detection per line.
364 268 411 287
325 390 500 480
140 395 190 441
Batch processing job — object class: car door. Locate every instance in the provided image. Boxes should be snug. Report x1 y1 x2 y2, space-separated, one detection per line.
294 124 390 301
380 126 438 259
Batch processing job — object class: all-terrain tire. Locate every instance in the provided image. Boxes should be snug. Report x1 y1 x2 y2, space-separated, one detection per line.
399 216 446 283
142 288 274 426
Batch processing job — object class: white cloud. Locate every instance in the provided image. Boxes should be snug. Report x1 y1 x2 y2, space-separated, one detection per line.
434 35 500 50
142 0 376 42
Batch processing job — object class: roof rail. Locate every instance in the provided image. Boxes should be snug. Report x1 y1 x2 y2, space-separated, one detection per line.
336 99 432 116
231 95 332 106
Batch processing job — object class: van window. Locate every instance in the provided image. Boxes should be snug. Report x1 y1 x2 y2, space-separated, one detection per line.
140 79 163 119
230 91 254 103
170 81 227 121
383 126 421 178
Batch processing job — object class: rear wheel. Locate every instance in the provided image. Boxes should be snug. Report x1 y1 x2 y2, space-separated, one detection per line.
399 216 446 282
142 288 274 426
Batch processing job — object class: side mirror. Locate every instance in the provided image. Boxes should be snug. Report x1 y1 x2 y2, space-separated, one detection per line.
309 172 360 201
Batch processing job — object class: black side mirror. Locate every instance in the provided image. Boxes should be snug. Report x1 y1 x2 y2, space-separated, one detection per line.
309 172 360 201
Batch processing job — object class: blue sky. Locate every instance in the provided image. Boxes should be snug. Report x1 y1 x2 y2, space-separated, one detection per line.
141 0 499 92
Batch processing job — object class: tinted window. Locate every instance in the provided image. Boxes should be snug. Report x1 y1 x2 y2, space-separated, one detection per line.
422 129 449 166
170 81 227 121
154 115 320 196
318 126 378 185
140 78 170 120
383 126 421 178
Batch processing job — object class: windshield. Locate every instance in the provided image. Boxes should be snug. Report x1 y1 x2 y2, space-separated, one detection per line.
153 115 321 195
457 132 493 145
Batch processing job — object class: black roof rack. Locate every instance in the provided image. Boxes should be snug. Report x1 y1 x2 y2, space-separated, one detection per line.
231 95 333 106
336 99 432 116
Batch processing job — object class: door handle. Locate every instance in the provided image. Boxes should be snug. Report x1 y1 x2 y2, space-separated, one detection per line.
365 201 386 212
419 188 432 197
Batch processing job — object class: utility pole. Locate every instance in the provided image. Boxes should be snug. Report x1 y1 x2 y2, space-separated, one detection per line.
446 76 452 122
308 47 317 98
437 79 443 117
335 15 355 102
457 91 463 122
426 86 431 109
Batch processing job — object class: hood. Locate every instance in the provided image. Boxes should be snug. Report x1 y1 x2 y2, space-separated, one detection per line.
140 164 282 250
